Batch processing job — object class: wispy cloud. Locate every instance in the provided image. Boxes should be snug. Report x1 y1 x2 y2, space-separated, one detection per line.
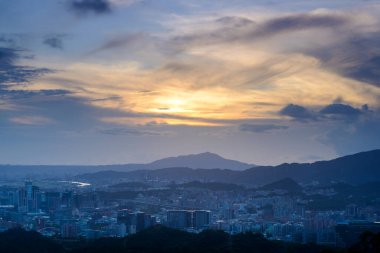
43 36 64 50
10 115 54 125
239 123 288 133
0 47 51 86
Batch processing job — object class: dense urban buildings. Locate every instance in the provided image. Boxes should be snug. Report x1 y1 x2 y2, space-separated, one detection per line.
0 178 379 248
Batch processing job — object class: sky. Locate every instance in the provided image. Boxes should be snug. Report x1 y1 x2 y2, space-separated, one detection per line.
1 0 380 165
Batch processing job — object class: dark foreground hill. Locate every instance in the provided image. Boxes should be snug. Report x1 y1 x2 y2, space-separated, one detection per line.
238 149 380 185
1 226 379 253
77 150 380 186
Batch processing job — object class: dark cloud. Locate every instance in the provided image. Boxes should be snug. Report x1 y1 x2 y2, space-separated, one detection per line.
0 47 51 86
279 102 371 124
308 33 380 88
320 103 362 116
69 0 112 15
0 87 71 100
253 14 347 38
239 123 288 133
279 104 315 121
345 55 380 87
43 37 63 50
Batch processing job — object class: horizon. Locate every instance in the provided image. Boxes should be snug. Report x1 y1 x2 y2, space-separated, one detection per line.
1 0 380 165
0 148 378 167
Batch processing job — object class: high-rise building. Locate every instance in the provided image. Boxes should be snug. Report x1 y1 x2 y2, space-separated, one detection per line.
117 210 156 234
193 210 211 229
167 210 192 229
166 210 211 229
18 181 40 213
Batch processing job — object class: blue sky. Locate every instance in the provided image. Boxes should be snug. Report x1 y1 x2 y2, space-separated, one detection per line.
1 0 380 165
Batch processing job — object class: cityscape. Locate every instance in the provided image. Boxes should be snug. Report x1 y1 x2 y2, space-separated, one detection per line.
1 0 380 252
0 150 380 251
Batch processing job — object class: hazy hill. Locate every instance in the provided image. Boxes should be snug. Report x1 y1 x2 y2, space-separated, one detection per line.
147 152 254 170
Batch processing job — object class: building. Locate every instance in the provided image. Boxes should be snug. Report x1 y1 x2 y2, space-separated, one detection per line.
117 210 156 234
167 210 192 229
18 181 40 213
167 210 211 229
193 210 211 229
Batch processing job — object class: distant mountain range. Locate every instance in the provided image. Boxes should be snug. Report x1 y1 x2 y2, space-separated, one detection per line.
76 150 380 186
146 152 254 170
0 152 254 178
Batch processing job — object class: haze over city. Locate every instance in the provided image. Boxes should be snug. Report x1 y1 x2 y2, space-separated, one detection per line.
1 0 380 165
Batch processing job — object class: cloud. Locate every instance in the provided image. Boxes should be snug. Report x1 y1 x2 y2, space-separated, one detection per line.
10 116 54 125
320 103 362 116
89 33 147 54
169 10 380 92
69 0 112 15
172 12 349 49
0 88 71 100
97 127 169 136
239 123 288 133
0 47 51 86
279 104 315 121
347 55 380 87
279 103 370 122
321 110 380 155
253 13 348 38
307 32 380 88
215 16 256 28
43 36 64 50
0 36 15 46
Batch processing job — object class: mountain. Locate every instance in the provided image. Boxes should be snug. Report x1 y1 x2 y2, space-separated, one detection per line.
147 152 254 170
236 149 380 185
0 152 253 178
77 150 380 186
259 178 303 193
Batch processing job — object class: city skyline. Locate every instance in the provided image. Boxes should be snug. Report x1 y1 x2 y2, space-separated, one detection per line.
1 0 380 165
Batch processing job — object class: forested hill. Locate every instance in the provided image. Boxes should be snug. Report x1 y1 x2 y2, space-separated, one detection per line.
0 226 379 253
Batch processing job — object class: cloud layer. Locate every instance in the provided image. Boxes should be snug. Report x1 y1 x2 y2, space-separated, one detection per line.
1 0 380 164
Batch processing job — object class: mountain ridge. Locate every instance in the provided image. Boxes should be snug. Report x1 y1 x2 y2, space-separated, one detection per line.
76 149 380 186
0 152 254 177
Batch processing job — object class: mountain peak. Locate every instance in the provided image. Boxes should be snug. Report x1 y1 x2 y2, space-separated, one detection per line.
148 152 254 171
